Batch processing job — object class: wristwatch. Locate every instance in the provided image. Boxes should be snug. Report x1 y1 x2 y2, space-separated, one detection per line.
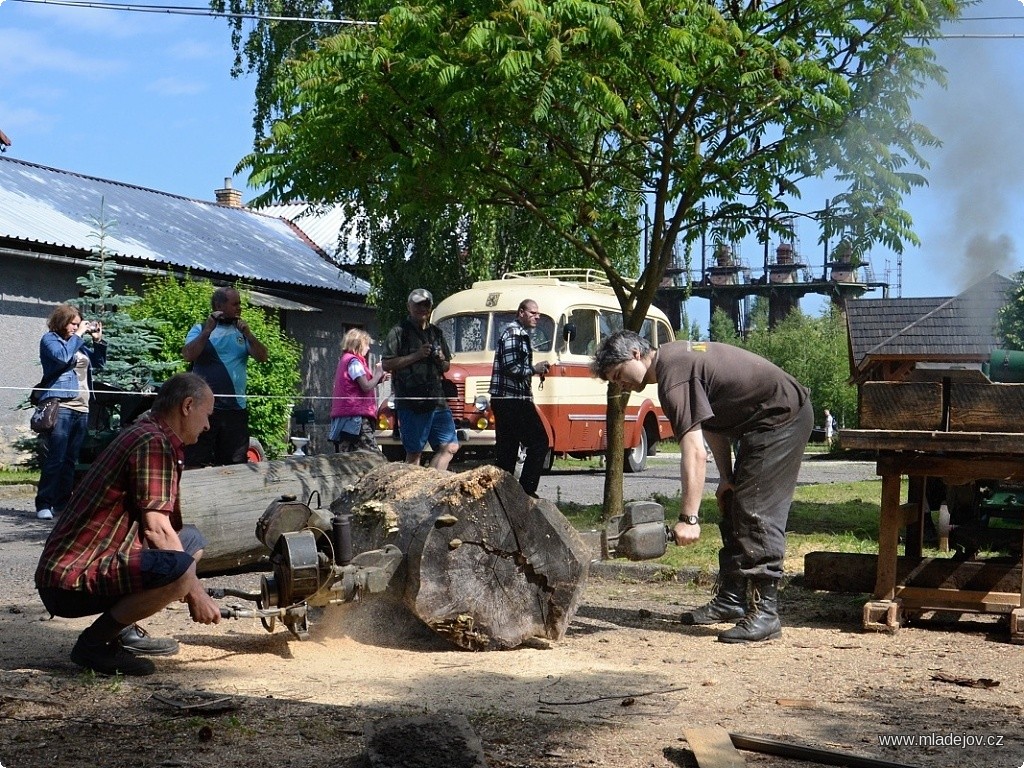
678 514 700 526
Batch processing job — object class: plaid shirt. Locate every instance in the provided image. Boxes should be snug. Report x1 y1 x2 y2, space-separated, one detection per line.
489 321 535 401
35 412 185 596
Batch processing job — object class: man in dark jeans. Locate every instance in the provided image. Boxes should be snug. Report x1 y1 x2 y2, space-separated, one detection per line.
489 299 550 498
592 330 813 643
35 373 222 676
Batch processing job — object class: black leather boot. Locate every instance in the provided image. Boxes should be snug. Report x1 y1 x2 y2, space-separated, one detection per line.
680 574 748 625
718 578 782 643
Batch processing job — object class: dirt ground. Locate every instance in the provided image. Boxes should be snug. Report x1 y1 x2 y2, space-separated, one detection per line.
2 489 1023 768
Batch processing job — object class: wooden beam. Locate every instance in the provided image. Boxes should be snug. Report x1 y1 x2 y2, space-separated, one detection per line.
859 382 942 431
804 552 1024 594
684 727 746 768
841 429 1024 457
729 733 922 768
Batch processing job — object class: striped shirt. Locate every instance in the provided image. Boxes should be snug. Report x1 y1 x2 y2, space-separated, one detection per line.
34 412 185 596
489 321 535 401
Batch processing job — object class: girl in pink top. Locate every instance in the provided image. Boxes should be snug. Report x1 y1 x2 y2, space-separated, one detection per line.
328 329 388 452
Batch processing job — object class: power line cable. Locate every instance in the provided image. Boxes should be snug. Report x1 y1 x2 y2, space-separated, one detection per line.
7 0 376 25
7 0 1024 37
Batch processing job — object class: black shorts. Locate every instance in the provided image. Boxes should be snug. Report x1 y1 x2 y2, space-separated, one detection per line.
38 525 207 619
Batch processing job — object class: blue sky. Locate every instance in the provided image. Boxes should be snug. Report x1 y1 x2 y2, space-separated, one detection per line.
2 0 1024 317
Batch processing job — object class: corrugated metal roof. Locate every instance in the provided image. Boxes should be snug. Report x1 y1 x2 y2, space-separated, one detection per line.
847 272 1012 370
0 156 370 296
257 202 363 264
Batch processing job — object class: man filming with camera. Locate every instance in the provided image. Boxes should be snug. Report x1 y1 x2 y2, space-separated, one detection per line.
381 288 460 470
181 286 268 467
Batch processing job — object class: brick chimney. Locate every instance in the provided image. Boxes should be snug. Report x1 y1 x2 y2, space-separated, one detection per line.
215 177 243 208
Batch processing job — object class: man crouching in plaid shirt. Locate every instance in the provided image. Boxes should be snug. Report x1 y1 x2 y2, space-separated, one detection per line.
35 372 222 676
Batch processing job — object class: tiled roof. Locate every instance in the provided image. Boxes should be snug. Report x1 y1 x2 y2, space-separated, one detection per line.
0 156 369 296
847 272 1013 372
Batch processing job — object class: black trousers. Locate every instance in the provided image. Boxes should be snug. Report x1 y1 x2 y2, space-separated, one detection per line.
491 398 548 496
184 408 249 468
718 399 814 581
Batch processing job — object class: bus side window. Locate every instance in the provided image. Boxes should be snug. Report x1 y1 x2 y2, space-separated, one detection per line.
599 311 624 345
656 321 673 346
568 308 598 356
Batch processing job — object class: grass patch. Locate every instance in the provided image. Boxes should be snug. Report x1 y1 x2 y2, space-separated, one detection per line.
0 468 39 485
560 479 895 573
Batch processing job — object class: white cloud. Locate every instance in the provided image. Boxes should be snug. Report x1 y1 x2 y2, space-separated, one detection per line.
0 101 54 137
145 77 206 96
0 28 124 77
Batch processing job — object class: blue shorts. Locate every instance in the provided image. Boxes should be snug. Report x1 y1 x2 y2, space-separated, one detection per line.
38 525 207 619
396 407 459 454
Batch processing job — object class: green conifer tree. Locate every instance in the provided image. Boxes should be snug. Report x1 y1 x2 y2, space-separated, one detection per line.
72 202 176 391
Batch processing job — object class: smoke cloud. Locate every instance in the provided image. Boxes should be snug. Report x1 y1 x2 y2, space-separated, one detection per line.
917 27 1024 290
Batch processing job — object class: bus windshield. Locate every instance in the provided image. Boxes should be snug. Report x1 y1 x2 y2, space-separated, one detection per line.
438 313 555 353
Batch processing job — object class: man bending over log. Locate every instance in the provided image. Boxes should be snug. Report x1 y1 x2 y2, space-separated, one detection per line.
592 331 812 643
35 373 222 676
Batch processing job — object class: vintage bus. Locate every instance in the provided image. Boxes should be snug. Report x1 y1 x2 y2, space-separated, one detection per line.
375 270 677 472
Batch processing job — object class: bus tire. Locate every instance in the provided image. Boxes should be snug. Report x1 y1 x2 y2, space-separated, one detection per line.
624 427 648 473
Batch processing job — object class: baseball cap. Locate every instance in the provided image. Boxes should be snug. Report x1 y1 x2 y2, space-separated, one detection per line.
408 288 433 305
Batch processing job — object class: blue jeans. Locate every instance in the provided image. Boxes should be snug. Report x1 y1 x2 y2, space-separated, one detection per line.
35 406 89 514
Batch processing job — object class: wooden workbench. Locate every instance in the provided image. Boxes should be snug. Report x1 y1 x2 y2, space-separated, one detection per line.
841 429 1024 644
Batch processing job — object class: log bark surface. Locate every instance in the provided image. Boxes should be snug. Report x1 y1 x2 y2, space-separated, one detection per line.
181 451 386 575
332 462 590 650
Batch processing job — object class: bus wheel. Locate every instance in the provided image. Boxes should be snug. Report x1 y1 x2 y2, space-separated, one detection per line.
624 428 648 473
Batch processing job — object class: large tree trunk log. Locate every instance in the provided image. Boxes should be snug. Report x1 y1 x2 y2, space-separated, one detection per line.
181 451 386 575
331 462 590 650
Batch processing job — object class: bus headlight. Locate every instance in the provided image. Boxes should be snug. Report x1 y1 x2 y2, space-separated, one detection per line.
473 395 489 412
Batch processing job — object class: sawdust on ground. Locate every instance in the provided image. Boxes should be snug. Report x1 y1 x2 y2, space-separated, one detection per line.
1 491 1023 768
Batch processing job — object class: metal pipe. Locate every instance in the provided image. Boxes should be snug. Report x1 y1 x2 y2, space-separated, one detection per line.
333 511 353 566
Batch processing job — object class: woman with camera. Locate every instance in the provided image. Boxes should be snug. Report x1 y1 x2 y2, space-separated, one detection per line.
34 304 106 521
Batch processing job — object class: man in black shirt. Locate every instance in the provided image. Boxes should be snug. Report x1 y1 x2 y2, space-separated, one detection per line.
381 289 459 470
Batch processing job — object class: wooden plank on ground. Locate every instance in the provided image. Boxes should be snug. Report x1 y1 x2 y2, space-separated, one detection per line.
684 727 746 768
859 382 943 431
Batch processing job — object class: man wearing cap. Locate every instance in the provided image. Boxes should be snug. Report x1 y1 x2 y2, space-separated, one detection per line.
381 289 460 470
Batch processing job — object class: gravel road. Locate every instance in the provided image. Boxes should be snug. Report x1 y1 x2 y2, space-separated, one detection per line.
536 452 877 506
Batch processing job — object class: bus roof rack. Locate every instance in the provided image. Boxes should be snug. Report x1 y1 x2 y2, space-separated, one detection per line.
501 269 611 287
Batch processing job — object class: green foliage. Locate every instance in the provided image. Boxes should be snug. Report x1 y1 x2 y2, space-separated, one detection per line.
73 205 176 391
127 275 303 459
219 0 963 515
997 270 1024 350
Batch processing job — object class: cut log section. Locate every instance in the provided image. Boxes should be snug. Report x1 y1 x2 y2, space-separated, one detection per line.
181 451 386 575
331 462 590 650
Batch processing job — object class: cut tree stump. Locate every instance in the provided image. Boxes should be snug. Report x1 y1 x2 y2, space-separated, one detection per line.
331 462 590 650
181 450 386 575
